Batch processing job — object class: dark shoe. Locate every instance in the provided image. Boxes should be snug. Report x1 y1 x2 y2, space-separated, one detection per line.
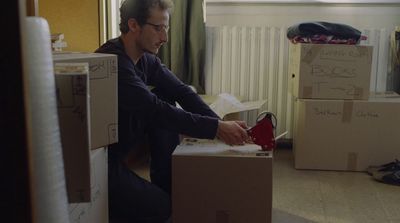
366 159 400 175
372 170 400 186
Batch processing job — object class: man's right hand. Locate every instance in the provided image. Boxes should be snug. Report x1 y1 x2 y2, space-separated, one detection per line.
216 120 249 146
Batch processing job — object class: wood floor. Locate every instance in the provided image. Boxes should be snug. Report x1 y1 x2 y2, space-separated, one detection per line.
273 148 400 223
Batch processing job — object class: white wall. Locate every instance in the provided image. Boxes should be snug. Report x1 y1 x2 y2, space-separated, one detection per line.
205 3 400 32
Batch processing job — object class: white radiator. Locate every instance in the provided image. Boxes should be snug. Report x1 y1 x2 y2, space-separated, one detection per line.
205 25 389 138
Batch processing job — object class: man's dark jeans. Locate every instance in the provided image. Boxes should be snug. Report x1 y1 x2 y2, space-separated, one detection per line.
149 128 180 195
108 128 179 223
108 152 172 223
108 89 180 222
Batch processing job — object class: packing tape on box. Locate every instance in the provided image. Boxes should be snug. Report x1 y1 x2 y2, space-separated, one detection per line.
354 46 371 63
302 86 313 98
24 17 70 223
342 101 354 123
303 86 364 99
347 152 358 171
354 87 363 98
301 44 323 65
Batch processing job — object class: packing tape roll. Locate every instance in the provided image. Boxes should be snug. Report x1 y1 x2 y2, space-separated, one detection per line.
24 17 69 223
342 101 353 123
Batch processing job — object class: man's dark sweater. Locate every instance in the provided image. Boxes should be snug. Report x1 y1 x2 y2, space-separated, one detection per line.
96 37 219 160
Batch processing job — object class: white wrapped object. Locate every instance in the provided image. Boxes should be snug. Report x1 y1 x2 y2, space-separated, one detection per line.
23 17 69 223
51 33 67 51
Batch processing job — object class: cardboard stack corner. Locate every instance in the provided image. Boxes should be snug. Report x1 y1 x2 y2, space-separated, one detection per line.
172 139 273 223
54 63 92 202
290 43 373 100
53 52 118 149
54 61 110 221
287 42 400 171
53 52 117 204
293 93 400 171
68 147 108 223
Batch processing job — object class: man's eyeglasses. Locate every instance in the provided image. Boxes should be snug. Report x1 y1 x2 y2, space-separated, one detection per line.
145 22 170 32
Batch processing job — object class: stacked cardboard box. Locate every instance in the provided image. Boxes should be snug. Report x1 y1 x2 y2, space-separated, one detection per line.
293 93 400 171
172 95 272 222
291 43 400 171
68 148 108 223
53 53 118 223
53 52 118 149
290 43 373 100
54 62 92 202
172 139 273 223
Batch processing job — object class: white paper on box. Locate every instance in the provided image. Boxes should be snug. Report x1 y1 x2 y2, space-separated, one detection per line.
174 138 263 155
209 93 266 118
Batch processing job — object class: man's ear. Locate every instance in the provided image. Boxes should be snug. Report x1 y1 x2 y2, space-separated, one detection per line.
128 18 140 32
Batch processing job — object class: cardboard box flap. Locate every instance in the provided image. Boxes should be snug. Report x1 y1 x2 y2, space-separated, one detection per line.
53 52 118 149
53 51 113 59
55 63 91 202
207 93 266 118
54 62 89 75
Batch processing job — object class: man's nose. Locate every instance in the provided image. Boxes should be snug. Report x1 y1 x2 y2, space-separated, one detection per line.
160 29 168 43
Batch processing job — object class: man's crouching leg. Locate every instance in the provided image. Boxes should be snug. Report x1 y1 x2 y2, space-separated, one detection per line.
108 156 171 223
148 128 180 195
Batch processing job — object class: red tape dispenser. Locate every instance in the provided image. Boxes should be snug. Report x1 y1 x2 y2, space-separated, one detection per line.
247 111 277 151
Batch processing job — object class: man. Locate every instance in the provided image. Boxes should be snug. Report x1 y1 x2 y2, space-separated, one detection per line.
96 0 249 222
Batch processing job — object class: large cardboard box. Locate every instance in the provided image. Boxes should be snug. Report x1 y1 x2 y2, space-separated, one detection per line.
69 147 108 223
172 139 273 223
53 52 118 149
290 43 373 100
293 93 400 171
55 63 91 202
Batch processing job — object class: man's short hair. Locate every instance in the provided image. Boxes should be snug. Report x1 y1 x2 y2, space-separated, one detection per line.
119 0 174 34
